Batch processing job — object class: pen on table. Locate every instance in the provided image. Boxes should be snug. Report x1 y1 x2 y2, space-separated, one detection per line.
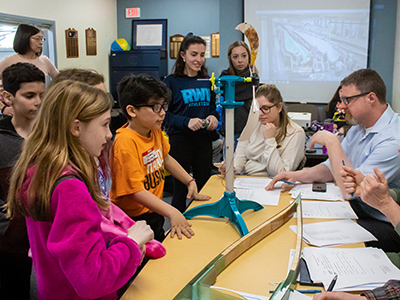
269 290 321 294
342 160 354 198
327 274 338 292
268 177 296 185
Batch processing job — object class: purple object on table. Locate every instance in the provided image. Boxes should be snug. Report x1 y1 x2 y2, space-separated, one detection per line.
322 119 334 154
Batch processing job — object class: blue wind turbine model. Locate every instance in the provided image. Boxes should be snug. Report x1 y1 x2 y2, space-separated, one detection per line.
183 73 263 236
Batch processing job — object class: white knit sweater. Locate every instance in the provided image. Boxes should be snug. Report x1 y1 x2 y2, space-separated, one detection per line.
234 120 306 176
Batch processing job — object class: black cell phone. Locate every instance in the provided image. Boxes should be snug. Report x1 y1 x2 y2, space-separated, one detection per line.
312 182 326 192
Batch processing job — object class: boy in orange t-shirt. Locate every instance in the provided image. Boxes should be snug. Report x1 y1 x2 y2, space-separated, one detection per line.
110 74 210 241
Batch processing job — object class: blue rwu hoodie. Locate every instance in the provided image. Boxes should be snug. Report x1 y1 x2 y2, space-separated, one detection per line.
164 74 219 136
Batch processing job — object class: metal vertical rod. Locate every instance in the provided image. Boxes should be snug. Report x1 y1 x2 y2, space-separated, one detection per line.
225 107 235 193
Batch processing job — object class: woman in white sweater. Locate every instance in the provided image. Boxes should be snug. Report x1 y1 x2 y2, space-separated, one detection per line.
234 84 306 176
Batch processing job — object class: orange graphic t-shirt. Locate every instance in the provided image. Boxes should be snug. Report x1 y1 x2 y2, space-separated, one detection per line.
110 125 170 217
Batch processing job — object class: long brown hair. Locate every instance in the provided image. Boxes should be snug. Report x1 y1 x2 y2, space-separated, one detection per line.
48 68 105 89
173 33 208 77
255 84 292 144
7 80 112 221
227 41 251 75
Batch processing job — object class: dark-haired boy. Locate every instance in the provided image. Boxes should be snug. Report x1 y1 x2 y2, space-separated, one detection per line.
110 74 210 242
0 62 45 299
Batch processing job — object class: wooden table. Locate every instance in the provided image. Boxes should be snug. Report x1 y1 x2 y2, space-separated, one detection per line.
121 175 363 299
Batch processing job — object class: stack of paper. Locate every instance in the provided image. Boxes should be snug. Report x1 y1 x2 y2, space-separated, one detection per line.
290 220 377 247
289 183 343 201
234 177 273 189
302 247 400 291
234 177 281 206
290 291 313 300
210 286 268 300
210 286 310 300
294 201 358 219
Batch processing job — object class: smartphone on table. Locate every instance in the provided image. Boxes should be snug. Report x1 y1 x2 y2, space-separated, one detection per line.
312 182 326 193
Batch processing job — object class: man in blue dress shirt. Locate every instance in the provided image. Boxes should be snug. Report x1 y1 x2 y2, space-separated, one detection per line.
267 68 400 251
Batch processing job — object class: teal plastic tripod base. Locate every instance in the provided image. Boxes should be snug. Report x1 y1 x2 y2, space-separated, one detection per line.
183 191 264 236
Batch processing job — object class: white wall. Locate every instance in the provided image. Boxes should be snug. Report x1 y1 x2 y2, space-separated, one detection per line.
2 0 398 104
1 0 117 86
393 0 400 112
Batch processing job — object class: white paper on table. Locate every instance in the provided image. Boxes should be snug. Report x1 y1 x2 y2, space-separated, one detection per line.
302 247 400 291
290 220 377 247
289 183 343 201
210 286 269 300
235 188 281 206
293 201 358 219
290 291 313 300
234 177 282 190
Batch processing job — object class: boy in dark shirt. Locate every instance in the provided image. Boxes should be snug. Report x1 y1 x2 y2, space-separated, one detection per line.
0 62 45 299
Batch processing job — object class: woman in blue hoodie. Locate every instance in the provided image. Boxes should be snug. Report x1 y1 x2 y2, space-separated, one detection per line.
164 33 219 213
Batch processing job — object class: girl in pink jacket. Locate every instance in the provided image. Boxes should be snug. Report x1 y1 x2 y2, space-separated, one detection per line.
7 80 165 300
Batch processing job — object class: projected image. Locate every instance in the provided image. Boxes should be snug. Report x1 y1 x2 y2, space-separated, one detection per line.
260 10 369 83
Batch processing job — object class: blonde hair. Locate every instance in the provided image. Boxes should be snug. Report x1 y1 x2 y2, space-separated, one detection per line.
7 80 112 221
255 84 291 144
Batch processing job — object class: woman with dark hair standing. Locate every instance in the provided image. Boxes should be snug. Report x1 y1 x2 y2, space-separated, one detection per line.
220 41 259 147
0 24 59 80
164 33 219 213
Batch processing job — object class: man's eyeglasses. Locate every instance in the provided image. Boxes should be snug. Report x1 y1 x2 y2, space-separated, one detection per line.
135 102 168 113
31 36 46 42
339 92 370 105
259 103 277 114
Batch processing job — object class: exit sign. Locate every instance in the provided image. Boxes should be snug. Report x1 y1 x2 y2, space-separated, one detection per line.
126 8 140 18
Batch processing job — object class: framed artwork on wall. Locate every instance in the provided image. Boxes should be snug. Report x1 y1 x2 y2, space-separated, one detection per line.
132 19 167 51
